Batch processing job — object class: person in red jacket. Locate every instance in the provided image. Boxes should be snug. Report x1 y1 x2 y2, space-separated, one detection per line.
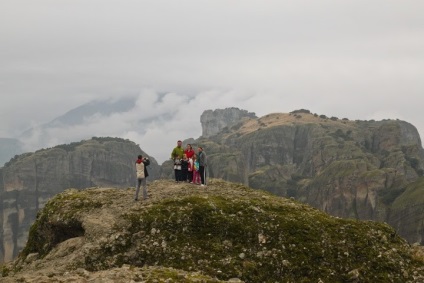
184 144 195 159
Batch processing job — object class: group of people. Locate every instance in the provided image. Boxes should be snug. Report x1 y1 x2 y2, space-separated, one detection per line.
134 140 207 201
171 140 207 186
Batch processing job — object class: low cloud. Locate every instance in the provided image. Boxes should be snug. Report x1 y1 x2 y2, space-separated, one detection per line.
19 90 257 163
18 88 424 164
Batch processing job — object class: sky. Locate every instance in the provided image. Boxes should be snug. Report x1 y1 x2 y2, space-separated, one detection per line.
1 0 423 163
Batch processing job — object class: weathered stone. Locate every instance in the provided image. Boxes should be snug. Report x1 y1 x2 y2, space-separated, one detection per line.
24 252 38 264
200 108 256 138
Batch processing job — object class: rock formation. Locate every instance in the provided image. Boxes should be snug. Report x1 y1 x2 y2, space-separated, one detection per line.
200 108 257 138
0 137 160 262
1 179 423 282
194 110 424 244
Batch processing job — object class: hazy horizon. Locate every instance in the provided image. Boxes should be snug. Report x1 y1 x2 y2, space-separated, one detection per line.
1 1 423 162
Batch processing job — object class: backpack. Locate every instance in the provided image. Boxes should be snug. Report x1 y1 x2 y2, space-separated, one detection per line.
136 162 145 179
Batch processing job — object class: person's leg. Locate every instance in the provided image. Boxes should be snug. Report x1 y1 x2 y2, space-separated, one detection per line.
198 172 201 184
174 169 178 182
204 167 207 185
135 178 141 200
142 177 148 200
199 166 205 185
196 171 200 184
188 171 193 183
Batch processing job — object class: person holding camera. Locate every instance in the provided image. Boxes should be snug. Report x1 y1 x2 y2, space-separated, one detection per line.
135 154 150 201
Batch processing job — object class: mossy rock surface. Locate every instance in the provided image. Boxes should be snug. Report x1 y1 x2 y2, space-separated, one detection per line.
3 179 424 282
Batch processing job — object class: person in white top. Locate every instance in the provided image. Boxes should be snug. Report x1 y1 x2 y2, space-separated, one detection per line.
135 154 150 201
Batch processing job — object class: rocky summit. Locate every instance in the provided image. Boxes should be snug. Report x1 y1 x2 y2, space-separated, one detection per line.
1 179 424 282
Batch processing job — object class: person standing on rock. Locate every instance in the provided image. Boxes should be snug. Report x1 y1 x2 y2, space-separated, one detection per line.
198 146 207 186
171 140 184 182
181 153 189 182
174 155 182 182
135 154 150 201
187 153 194 183
184 144 195 182
192 154 201 184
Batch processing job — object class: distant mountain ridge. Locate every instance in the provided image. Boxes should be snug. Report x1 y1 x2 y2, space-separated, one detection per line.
43 96 136 127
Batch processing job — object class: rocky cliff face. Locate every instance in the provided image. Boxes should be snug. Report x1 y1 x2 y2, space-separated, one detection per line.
200 108 257 138
196 110 424 244
0 137 160 262
389 177 424 245
1 179 423 282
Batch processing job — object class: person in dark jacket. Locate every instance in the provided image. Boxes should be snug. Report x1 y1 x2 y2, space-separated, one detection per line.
135 154 150 201
181 153 189 182
197 146 207 186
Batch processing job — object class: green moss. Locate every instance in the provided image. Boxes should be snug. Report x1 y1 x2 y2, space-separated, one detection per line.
87 190 418 282
15 180 424 282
